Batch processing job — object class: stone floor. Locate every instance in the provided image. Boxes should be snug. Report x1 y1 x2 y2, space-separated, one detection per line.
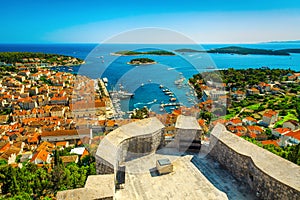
191 155 259 200
115 148 258 200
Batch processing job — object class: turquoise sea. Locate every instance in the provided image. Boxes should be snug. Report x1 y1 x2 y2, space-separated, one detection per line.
1 43 299 114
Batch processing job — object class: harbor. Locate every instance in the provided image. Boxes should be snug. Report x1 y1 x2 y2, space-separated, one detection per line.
106 81 134 119
101 72 198 119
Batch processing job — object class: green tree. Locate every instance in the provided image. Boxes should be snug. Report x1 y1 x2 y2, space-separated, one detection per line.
288 144 300 164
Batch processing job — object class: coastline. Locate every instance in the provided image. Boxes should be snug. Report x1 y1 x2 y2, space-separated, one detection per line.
127 61 157 65
48 60 85 67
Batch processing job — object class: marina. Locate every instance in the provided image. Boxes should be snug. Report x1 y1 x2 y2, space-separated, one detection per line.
102 74 195 118
106 80 135 118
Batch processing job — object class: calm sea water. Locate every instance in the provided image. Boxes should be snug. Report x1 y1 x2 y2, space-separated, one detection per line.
1 43 299 114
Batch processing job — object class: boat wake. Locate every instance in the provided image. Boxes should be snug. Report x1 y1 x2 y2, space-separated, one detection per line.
133 99 157 108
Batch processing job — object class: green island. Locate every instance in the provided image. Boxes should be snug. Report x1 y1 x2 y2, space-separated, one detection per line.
113 50 175 56
175 46 300 56
127 58 157 65
175 48 203 53
189 67 300 165
0 52 84 67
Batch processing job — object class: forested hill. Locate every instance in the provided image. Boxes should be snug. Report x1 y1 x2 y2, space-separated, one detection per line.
0 52 84 66
175 46 300 56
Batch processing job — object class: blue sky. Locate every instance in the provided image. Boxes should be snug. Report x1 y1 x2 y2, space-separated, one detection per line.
1 0 300 43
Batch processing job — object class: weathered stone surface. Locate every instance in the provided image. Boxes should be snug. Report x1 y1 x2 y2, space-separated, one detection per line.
209 123 300 200
115 154 228 200
95 117 164 174
56 174 115 200
175 115 202 130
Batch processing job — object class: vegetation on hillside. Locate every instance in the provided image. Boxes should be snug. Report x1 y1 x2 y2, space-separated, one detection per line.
0 52 84 66
114 50 175 56
0 150 96 199
131 107 149 119
243 137 300 165
189 68 300 165
207 46 290 55
128 58 156 65
175 46 300 56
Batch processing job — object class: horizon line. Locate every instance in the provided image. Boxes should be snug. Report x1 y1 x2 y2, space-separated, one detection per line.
0 40 300 45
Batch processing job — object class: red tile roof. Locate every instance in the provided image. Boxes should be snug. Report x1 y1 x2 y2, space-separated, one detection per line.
245 116 257 122
212 119 227 126
274 128 290 135
36 141 55 152
263 110 278 117
262 140 279 147
250 88 259 92
80 149 89 160
249 132 257 138
41 129 89 137
230 118 242 124
172 109 182 116
0 143 11 153
56 141 68 147
198 119 205 127
285 130 300 141
27 134 39 143
247 125 264 133
106 120 115 127
30 150 49 163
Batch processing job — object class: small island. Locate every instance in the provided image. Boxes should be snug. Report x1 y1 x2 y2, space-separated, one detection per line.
112 50 175 56
127 58 157 65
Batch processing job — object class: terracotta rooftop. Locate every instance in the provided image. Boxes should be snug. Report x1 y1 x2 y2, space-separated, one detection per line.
229 118 242 124
56 141 68 147
264 110 278 117
262 140 279 147
248 125 264 132
36 141 55 152
30 149 49 163
0 142 11 153
41 129 90 137
274 128 291 135
249 88 259 91
285 130 300 141
244 116 257 122
0 146 20 160
80 149 89 159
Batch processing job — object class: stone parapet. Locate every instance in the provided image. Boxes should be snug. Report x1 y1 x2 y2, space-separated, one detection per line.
95 117 165 175
209 123 300 200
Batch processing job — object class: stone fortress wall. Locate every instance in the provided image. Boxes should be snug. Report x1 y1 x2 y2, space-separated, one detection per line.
209 124 300 200
58 117 300 199
95 117 165 175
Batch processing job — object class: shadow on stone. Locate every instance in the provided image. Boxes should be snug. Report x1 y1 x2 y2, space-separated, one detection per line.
149 167 159 177
191 155 259 200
